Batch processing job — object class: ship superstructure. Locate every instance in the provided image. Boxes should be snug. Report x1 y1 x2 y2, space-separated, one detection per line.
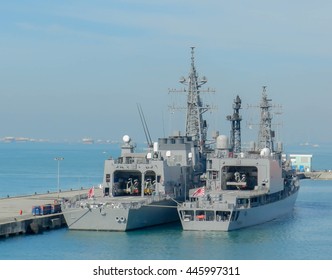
177 88 299 231
62 48 213 231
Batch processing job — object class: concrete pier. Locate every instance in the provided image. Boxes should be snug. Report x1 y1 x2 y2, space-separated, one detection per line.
0 188 101 238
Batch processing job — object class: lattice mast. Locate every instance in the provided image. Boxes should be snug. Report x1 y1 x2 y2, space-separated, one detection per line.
258 86 275 152
169 47 213 152
183 47 207 145
227 95 242 153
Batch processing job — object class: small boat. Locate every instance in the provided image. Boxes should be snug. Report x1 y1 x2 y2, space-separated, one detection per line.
82 138 94 144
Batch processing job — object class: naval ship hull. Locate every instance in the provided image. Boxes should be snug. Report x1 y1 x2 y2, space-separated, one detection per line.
63 198 179 231
178 188 299 231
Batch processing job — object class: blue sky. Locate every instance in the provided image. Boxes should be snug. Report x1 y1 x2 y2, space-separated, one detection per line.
0 0 331 145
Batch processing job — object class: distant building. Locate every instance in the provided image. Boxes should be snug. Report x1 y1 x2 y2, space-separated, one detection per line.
289 154 313 172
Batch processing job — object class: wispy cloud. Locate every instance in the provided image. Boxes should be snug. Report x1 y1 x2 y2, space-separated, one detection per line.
1 0 332 142
46 1 332 57
16 22 64 33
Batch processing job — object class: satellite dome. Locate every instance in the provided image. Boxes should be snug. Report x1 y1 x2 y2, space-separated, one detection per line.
260 147 271 157
216 135 229 150
122 135 131 143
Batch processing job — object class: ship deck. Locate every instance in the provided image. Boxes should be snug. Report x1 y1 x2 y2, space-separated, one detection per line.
62 190 174 210
204 187 269 199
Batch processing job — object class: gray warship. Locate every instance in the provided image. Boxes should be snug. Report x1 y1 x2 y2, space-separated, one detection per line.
61 48 213 231
177 87 300 231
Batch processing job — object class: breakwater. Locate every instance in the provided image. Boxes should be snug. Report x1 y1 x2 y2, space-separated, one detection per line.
0 188 97 238
300 171 332 180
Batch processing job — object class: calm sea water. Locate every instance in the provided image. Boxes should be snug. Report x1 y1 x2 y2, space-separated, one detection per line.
0 142 331 260
0 142 116 197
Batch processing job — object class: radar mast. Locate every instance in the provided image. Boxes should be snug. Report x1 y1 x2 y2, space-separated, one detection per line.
227 95 242 153
258 86 275 152
169 47 215 153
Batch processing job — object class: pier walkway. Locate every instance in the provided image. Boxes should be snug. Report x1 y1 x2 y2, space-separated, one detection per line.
0 188 102 238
